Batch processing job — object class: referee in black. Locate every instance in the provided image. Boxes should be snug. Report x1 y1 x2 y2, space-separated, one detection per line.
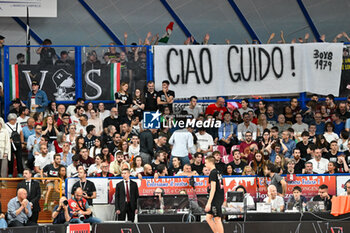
205 155 224 233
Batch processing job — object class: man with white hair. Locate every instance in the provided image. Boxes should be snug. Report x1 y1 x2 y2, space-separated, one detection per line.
263 185 285 212
7 188 37 226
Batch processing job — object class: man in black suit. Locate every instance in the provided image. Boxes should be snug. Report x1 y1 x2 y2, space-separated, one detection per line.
17 168 41 223
115 168 139 222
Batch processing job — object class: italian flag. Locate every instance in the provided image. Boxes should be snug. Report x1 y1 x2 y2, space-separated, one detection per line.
9 64 19 100
158 22 174 43
110 63 121 99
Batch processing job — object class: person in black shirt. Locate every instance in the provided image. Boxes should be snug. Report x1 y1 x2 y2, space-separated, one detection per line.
103 107 120 134
205 155 224 233
115 83 132 117
213 151 225 174
192 152 204 175
151 151 166 172
144 81 158 111
157 80 175 113
292 148 305 174
71 169 97 206
168 157 182 176
84 125 96 150
108 132 122 156
42 154 61 210
311 184 332 211
296 131 313 161
229 149 247 175
36 39 57 66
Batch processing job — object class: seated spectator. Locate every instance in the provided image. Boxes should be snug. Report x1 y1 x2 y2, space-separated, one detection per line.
324 140 340 162
84 125 96 150
196 127 214 155
60 142 73 166
284 106 295 125
266 141 287 163
151 151 166 172
239 131 258 163
21 117 35 143
274 154 286 174
202 166 210 176
184 96 203 119
191 152 204 175
237 113 257 142
156 164 168 176
292 148 305 174
308 148 329 174
168 157 182 176
281 130 296 160
52 196 72 224
324 122 339 143
130 156 144 177
266 105 278 126
205 97 227 119
238 98 253 116
68 187 101 224
314 113 325 135
177 164 198 176
263 185 284 212
335 154 349 173
128 135 140 159
97 103 110 122
76 114 89 137
109 151 124 176
218 111 237 154
303 161 316 174
88 108 103 136
310 184 332 211
224 164 233 176
332 113 345 136
87 154 103 177
79 147 95 170
276 114 292 136
157 80 175 113
296 131 313 161
139 129 156 164
286 186 307 211
67 155 80 178
252 152 265 176
53 132 66 154
54 165 67 196
242 166 255 175
71 170 97 206
58 113 70 134
235 185 255 209
292 113 309 141
138 164 159 179
283 160 296 175
290 97 301 115
228 150 246 175
34 144 54 177
324 162 337 174
256 113 272 137
7 188 37 227
96 161 114 177
338 130 349 153
339 180 350 196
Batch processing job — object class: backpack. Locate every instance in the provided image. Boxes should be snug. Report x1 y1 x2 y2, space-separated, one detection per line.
7 123 21 148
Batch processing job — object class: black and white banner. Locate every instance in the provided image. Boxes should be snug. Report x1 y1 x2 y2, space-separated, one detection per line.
154 43 343 98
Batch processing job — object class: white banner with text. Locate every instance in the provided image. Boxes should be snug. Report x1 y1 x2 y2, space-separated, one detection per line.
154 43 343 98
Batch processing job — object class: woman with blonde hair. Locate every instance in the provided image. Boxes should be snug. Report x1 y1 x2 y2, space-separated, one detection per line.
0 117 11 177
274 154 286 174
242 166 255 176
257 114 272 137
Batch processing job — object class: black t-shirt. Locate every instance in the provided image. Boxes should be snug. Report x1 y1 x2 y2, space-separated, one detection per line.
157 90 175 113
144 90 158 111
294 159 305 174
323 151 338 162
84 135 96 150
43 164 59 177
296 141 313 161
39 48 56 66
168 167 181 176
208 169 224 204
215 161 226 174
151 161 165 172
229 161 247 175
192 163 204 175
71 180 97 205
103 116 120 132
115 92 132 117
108 142 119 156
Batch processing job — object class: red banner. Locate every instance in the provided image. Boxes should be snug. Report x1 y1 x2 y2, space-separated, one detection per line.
107 175 337 203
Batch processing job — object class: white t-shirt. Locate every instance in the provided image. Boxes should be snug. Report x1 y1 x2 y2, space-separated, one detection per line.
76 124 87 137
183 105 203 119
292 123 309 135
17 116 29 128
70 115 80 125
263 196 285 211
128 144 140 158
87 164 101 176
67 164 78 177
99 110 110 122
34 152 54 170
308 158 329 174
324 132 339 143
195 132 214 151
6 122 22 135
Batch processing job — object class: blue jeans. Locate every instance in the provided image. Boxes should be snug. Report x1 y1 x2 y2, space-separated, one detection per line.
0 218 8 228
169 155 190 169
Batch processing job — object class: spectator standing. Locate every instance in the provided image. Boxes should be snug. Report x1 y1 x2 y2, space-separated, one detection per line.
157 80 175 113
27 81 48 113
71 169 97 206
184 96 203 119
0 117 11 178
